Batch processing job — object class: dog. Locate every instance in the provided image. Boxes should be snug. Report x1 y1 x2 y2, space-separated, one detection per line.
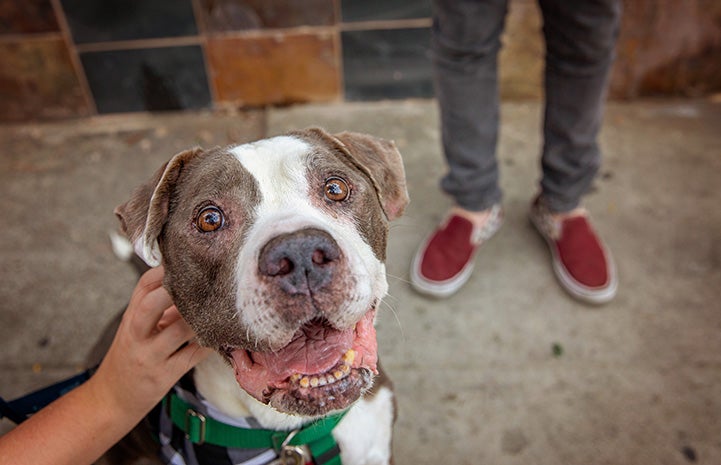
100 128 408 465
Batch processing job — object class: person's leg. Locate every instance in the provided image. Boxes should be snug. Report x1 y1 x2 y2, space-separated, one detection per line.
531 0 621 304
537 0 621 212
433 0 509 212
411 0 508 298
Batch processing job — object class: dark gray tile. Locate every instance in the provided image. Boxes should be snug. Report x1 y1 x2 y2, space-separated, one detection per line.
342 28 434 101
80 46 211 113
60 0 197 44
341 0 431 22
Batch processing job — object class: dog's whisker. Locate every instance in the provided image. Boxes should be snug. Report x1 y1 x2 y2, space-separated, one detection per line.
381 292 399 304
388 216 422 229
379 298 404 338
386 272 412 286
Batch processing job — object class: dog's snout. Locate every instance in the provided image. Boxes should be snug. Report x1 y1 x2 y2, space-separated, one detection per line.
258 228 341 295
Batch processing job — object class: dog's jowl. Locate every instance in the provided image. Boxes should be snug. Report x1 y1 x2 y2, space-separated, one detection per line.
106 128 408 465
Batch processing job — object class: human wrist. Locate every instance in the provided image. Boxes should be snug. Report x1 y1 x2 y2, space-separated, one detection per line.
84 369 148 429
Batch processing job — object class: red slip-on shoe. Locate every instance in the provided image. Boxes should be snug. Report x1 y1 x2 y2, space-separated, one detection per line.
529 197 618 304
411 205 503 298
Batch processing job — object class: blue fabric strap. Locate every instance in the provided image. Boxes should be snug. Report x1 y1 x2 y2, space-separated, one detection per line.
0 368 94 424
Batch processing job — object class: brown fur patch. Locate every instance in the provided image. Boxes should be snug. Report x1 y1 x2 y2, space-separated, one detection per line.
116 147 262 350
304 143 389 261
291 128 409 221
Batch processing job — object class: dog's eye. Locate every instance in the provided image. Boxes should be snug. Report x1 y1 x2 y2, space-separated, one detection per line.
324 177 350 202
196 206 225 232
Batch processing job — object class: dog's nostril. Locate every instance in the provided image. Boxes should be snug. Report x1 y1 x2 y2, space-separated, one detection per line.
312 249 330 265
278 258 293 275
264 257 293 277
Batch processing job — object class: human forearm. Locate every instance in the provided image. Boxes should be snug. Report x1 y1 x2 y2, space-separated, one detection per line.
0 377 142 465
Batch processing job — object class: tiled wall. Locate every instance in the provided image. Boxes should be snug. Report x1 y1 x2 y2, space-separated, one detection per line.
0 0 434 121
1 0 720 122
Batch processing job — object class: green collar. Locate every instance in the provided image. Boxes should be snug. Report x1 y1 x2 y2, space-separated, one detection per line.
166 392 346 465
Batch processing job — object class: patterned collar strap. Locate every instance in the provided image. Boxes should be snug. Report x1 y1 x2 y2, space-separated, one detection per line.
166 392 346 465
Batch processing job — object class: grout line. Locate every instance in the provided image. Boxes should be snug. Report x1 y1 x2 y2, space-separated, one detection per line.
333 0 346 103
190 0 219 107
48 0 97 115
203 25 337 40
340 18 432 32
59 19 432 55
198 19 432 40
74 35 202 53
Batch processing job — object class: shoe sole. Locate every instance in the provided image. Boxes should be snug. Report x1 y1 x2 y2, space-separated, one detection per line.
529 211 618 305
410 248 476 298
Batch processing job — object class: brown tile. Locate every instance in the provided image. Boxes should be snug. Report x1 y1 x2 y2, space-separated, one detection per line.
0 38 90 121
207 32 340 106
499 1 543 100
0 0 59 34
611 0 721 98
199 0 335 32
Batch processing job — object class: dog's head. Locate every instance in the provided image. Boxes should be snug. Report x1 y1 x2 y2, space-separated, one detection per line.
115 128 408 417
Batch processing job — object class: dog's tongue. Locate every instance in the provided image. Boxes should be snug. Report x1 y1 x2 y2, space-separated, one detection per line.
255 321 354 376
230 313 377 400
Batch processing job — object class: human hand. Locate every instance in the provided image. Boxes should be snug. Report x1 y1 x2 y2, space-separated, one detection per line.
0 267 211 465
87 266 211 422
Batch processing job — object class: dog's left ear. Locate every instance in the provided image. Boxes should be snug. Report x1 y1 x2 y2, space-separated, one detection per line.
114 147 205 267
333 131 409 220
304 128 409 220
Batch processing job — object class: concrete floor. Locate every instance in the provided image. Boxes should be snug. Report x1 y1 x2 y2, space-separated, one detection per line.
1 99 720 464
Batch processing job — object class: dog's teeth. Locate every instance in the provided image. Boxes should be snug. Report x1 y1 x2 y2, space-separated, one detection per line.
293 354 356 389
342 349 356 364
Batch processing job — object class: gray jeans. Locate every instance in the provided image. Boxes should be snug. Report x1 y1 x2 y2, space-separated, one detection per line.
433 0 621 213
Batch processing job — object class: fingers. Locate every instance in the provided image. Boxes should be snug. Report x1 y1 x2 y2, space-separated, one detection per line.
127 267 211 378
158 325 212 383
134 266 164 293
154 316 196 353
156 306 183 331
126 267 174 337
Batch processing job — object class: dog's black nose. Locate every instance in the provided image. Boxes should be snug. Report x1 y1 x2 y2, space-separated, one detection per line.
258 228 341 295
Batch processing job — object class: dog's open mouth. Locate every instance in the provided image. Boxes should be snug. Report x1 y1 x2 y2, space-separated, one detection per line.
228 310 378 416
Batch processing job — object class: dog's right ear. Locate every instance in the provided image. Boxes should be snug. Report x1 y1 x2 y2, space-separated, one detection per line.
114 147 204 267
